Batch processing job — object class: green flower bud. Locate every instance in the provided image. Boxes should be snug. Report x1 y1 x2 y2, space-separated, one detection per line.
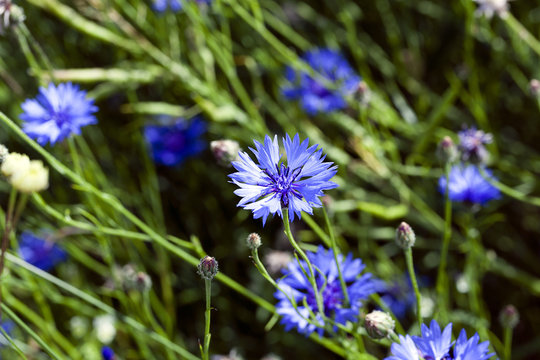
197 256 219 280
437 136 458 164
246 233 262 250
364 310 395 339
499 304 519 329
396 222 416 248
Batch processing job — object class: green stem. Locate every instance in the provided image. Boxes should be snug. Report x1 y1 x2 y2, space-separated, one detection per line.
322 206 349 307
282 209 324 315
436 163 452 321
203 279 212 360
504 13 540 57
404 247 422 327
504 326 512 360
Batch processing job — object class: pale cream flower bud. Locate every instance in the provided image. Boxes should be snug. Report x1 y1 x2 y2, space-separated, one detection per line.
10 160 49 193
1 152 30 177
0 145 8 163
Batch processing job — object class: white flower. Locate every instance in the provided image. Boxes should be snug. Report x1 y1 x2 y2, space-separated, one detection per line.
93 314 116 344
1 152 29 177
473 0 509 18
10 159 48 193
0 144 7 163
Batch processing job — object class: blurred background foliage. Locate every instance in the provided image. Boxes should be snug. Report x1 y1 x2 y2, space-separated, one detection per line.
1 0 540 359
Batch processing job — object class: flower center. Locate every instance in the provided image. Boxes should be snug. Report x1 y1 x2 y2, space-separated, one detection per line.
51 110 71 127
306 280 343 317
265 164 302 207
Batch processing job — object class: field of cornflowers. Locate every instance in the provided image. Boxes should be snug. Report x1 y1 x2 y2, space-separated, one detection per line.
0 0 539 359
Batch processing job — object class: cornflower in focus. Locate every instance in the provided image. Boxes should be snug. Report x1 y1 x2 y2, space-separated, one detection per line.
229 134 337 224
458 127 493 163
144 116 206 167
152 0 211 13
385 320 495 360
20 82 98 145
438 164 500 205
282 48 361 115
274 246 378 336
18 232 67 271
473 0 509 18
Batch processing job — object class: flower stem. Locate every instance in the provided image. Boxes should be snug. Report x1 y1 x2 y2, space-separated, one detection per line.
282 209 324 316
322 205 349 307
201 279 212 360
436 163 452 321
404 247 422 328
503 326 513 360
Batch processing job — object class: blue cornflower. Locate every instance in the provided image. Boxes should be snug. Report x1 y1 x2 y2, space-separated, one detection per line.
274 246 379 336
18 232 67 271
144 116 206 167
229 134 338 225
438 164 500 205
458 127 493 163
385 320 495 360
282 48 361 115
20 82 98 146
101 346 116 360
152 0 211 12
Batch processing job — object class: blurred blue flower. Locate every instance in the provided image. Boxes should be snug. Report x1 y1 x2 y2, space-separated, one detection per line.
18 232 67 271
458 126 492 163
438 164 500 205
378 277 415 320
282 48 361 115
101 346 115 360
144 116 206 167
229 134 337 225
152 0 211 12
385 320 495 360
274 246 378 336
0 321 15 347
20 82 98 146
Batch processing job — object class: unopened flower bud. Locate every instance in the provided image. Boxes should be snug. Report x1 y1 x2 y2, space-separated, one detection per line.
10 159 49 193
437 136 458 164
1 152 29 177
396 222 416 248
198 256 218 280
210 139 240 167
499 304 519 329
0 145 7 163
246 233 261 250
364 310 395 339
134 272 152 292
530 79 540 97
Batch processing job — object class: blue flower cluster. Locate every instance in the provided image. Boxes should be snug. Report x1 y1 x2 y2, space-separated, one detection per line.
144 116 206 167
438 165 500 205
152 0 211 13
20 82 98 146
18 232 67 271
274 246 379 336
385 320 495 360
229 134 338 225
282 48 361 115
